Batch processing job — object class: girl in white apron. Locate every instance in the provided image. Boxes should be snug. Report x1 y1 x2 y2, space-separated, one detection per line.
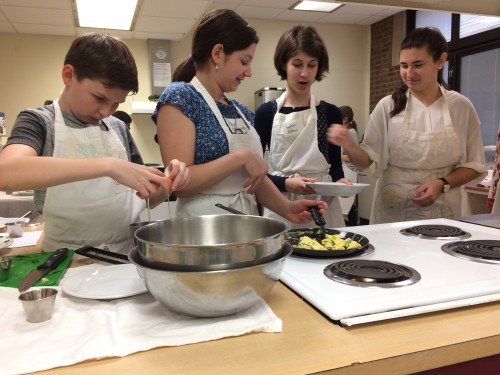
255 25 347 229
371 88 462 223
174 77 262 217
153 11 326 224
264 91 345 229
327 27 487 224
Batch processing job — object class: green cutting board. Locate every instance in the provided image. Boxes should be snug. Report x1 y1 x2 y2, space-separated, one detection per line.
0 250 74 289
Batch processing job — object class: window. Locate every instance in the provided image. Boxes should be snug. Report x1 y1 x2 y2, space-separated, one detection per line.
415 11 452 41
460 15 500 38
459 47 500 147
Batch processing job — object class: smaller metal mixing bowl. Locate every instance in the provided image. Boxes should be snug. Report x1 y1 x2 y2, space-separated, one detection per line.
128 243 292 318
129 220 160 245
134 215 287 269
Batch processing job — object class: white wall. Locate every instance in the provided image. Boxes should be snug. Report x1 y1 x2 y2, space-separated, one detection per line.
0 19 370 164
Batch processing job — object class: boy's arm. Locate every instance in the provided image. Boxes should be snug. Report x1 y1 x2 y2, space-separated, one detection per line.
0 144 170 198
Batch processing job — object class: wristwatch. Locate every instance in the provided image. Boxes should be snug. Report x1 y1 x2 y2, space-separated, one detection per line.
438 177 450 193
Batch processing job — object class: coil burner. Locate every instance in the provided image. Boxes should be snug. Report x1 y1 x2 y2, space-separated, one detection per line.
442 240 500 264
324 259 421 288
400 224 471 240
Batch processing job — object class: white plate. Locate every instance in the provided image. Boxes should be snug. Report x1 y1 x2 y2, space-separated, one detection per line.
305 182 370 197
61 264 147 299
0 237 13 249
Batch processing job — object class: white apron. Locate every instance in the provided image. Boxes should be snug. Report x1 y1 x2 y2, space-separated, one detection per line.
42 100 144 253
371 88 462 224
175 77 262 217
264 92 344 229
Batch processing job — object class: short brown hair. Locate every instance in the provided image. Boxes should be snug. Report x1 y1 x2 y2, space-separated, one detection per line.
273 25 329 82
64 33 138 94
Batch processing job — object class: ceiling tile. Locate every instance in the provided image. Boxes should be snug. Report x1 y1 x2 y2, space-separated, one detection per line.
236 5 284 19
2 6 73 26
135 16 195 34
0 0 69 8
276 9 327 23
207 2 239 12
241 0 296 9
141 0 211 18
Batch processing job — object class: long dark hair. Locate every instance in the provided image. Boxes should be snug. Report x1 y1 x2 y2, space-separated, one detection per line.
390 27 448 117
172 9 259 82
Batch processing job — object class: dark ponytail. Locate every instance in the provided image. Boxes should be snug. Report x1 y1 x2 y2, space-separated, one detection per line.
390 84 409 117
390 27 448 117
172 57 197 82
339 106 358 133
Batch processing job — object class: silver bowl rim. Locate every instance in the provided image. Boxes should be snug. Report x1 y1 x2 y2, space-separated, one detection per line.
133 214 287 248
128 243 292 275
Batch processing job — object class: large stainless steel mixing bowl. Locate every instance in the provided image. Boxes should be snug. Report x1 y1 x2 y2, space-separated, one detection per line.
134 215 286 269
128 244 292 317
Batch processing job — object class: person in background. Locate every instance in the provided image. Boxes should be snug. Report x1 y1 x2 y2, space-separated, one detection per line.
113 110 133 130
0 33 190 253
487 125 500 214
254 25 348 229
339 105 359 163
338 105 360 226
328 27 487 224
152 10 326 223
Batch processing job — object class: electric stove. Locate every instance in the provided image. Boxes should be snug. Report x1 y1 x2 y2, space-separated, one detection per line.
280 218 500 326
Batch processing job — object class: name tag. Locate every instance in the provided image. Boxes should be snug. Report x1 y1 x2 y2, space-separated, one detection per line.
276 122 300 137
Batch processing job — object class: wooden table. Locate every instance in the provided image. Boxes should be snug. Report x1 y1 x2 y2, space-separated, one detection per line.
8 231 500 375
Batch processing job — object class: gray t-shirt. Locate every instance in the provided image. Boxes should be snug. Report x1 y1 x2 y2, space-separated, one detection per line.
6 103 144 212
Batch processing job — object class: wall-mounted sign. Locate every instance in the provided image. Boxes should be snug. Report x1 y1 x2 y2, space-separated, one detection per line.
148 39 172 96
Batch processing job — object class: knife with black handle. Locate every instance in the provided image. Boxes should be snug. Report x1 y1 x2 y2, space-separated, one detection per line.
18 248 69 293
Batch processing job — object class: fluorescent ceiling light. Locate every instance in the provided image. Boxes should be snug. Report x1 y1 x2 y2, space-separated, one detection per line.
76 0 138 30
291 1 343 12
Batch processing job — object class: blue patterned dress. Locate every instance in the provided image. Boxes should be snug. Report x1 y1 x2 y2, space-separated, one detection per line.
152 82 255 164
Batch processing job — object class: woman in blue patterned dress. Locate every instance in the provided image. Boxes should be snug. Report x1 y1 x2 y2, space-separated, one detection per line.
152 9 326 223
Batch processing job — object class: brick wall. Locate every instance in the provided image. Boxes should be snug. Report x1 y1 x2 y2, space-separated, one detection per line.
370 17 401 112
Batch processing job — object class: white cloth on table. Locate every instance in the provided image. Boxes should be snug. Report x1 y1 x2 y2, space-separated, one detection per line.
0 264 282 375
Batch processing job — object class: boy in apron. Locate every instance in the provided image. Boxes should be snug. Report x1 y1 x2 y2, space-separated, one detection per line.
0 33 190 253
